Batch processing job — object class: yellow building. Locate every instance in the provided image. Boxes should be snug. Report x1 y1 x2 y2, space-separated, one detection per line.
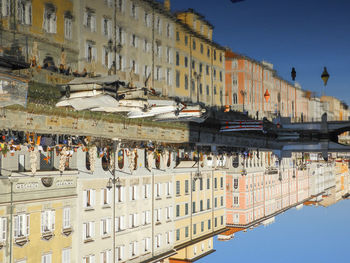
0 172 77 263
174 9 225 107
169 237 214 263
0 0 77 71
173 159 226 253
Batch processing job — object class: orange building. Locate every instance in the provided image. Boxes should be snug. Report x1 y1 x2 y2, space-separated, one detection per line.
225 49 309 121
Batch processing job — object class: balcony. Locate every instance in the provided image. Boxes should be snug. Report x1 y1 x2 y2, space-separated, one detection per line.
62 227 73 237
14 235 29 246
41 229 54 240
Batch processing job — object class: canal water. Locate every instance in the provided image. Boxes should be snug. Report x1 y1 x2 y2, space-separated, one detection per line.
200 199 350 262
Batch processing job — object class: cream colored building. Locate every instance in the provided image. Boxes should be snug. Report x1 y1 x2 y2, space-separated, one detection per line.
75 0 176 96
0 171 77 263
75 147 177 263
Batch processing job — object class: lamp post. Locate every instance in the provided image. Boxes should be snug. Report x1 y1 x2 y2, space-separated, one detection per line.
240 90 246 113
106 138 121 263
291 67 296 81
321 67 330 97
194 72 202 104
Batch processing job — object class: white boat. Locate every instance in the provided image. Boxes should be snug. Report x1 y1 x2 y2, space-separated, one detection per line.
56 94 120 111
127 105 180 119
154 105 207 123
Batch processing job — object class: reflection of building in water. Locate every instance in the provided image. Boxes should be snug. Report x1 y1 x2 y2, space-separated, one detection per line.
169 237 214 263
0 143 349 262
170 151 226 261
225 152 327 229
0 169 76 263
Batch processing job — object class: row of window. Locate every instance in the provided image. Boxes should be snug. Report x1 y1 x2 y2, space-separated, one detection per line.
84 4 173 38
83 207 173 241
175 177 224 195
175 53 223 80
175 31 221 62
0 208 71 241
1 1 73 39
14 248 71 263
175 216 224 241
83 183 173 208
175 196 225 217
83 231 173 263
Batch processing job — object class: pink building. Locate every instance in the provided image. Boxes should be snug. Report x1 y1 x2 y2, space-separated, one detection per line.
226 152 310 227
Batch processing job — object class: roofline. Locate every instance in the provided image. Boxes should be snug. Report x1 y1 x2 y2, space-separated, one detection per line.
174 8 215 29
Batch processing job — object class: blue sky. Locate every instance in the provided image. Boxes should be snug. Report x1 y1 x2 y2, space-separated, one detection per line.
199 199 350 263
170 0 350 105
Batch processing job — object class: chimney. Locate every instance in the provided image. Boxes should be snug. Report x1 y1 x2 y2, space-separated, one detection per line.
164 0 170 11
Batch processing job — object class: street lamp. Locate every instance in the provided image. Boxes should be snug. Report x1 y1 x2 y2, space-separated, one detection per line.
291 67 296 81
106 138 121 263
240 90 246 113
321 67 330 96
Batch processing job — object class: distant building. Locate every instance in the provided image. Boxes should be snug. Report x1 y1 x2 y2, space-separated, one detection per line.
174 8 225 106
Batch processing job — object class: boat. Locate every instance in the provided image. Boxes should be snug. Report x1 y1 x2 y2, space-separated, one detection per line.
153 105 207 123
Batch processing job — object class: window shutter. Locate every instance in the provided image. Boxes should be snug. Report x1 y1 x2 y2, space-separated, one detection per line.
121 216 125 229
41 212 45 233
142 185 146 199
51 210 55 230
122 56 126 70
14 216 18 237
91 222 95 237
91 15 96 32
92 190 96 206
135 213 139 226
26 214 30 236
52 14 57 33
83 223 86 239
129 186 132 201
129 214 132 228
147 184 151 198
135 241 138 255
108 20 112 38
101 18 104 35
135 185 138 200
83 190 87 207
1 218 6 241
83 12 87 25
122 31 126 44
129 243 133 257
100 189 104 205
108 52 113 68
170 231 173 243
121 187 125 201
92 47 97 62
146 211 150 224
108 218 111 233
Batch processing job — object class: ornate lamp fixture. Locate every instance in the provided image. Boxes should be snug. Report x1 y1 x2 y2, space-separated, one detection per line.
264 90 270 103
321 67 330 86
